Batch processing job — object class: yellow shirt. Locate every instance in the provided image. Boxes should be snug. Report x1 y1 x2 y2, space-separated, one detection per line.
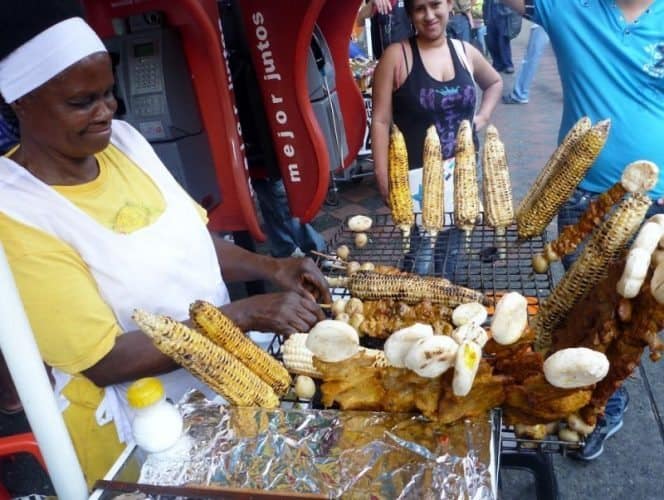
0 144 206 486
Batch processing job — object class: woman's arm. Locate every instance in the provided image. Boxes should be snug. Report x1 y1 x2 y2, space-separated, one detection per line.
467 43 503 130
371 44 401 202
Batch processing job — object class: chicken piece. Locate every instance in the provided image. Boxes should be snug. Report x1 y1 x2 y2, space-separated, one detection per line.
359 299 454 338
436 361 508 425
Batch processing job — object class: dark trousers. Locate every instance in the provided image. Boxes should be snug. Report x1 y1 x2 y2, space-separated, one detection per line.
485 19 513 71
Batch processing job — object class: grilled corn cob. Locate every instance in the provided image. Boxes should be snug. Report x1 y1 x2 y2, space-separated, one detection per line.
388 124 414 252
189 300 291 396
516 117 591 221
454 120 480 236
328 270 489 308
532 194 650 352
517 119 611 239
281 333 322 378
482 125 514 234
422 125 444 239
132 309 280 408
533 160 660 273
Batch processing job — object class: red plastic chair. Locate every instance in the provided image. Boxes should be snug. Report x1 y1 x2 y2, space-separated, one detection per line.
0 433 46 500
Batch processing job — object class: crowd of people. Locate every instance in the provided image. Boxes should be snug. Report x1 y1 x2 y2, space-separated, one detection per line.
0 0 661 493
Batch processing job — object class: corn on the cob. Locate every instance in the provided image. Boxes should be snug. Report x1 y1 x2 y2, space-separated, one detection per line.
132 309 280 408
533 160 660 273
281 333 322 379
482 125 514 234
532 194 650 353
388 124 414 252
189 300 291 396
422 125 444 239
516 117 591 219
517 119 611 239
454 120 480 236
329 270 489 308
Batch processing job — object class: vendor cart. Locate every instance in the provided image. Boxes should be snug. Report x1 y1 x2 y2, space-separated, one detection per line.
89 214 575 499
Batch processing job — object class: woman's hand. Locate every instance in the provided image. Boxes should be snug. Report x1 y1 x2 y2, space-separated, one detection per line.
374 0 393 15
473 113 490 131
271 257 332 304
221 291 325 335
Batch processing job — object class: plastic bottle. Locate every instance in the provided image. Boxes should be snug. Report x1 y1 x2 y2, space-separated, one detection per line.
127 377 183 454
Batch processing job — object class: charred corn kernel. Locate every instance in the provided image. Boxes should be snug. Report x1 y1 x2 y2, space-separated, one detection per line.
388 124 414 251
482 125 514 234
517 119 611 239
516 117 591 220
454 120 480 235
281 333 322 379
532 194 651 352
335 270 489 308
132 310 279 408
422 125 444 239
190 300 291 396
533 182 626 273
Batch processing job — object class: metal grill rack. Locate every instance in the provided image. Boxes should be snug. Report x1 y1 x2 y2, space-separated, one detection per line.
269 213 583 455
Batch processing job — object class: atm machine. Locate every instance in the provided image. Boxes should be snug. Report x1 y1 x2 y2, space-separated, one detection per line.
104 12 220 211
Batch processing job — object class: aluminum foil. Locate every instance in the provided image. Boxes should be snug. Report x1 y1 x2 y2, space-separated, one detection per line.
138 391 495 499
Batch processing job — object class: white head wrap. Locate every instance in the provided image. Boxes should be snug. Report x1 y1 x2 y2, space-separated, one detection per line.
0 17 107 103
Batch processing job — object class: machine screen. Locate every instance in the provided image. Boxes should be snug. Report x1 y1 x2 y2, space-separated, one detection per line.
133 42 155 58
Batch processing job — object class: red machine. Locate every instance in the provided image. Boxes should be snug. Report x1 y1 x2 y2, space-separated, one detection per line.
237 0 365 221
84 0 366 232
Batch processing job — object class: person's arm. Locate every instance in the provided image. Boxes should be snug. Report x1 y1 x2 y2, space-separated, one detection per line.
500 0 525 15
371 44 401 202
209 232 330 303
467 43 503 130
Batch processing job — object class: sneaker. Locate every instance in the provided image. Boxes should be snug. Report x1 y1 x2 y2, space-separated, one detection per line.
569 417 623 461
502 94 528 105
569 386 629 461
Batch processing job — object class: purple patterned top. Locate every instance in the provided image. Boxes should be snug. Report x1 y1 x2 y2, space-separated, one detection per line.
393 37 476 165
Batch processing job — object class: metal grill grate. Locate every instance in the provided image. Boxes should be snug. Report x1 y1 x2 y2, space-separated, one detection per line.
269 213 583 453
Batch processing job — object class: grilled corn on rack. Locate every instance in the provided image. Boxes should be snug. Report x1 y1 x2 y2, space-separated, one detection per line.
328 270 489 308
482 125 514 234
422 125 444 240
454 120 480 236
190 300 291 396
133 309 280 408
388 124 414 252
532 194 651 352
517 118 611 239
282 333 322 379
516 117 591 222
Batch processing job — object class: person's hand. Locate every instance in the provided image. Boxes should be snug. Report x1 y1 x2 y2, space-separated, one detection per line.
271 256 332 305
374 0 393 15
473 113 489 131
222 292 325 336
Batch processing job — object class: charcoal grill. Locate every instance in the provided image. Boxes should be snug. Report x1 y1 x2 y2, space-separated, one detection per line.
270 212 581 477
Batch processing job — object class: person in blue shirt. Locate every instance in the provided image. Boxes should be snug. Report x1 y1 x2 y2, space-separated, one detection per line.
502 0 664 461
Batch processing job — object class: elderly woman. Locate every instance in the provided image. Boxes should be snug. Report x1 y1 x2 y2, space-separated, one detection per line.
371 0 502 273
0 2 329 486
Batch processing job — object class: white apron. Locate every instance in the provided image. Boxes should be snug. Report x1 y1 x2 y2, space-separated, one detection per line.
0 120 229 442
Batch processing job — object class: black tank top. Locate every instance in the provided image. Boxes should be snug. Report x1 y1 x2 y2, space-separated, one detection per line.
393 37 476 165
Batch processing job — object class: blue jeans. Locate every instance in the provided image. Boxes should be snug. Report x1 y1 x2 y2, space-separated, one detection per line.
252 178 326 258
403 226 461 277
485 6 513 70
510 24 549 102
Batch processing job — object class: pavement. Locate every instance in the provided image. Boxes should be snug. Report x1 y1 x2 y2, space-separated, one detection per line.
2 21 663 499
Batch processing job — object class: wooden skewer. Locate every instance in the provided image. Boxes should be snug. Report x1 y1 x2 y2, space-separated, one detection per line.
319 303 332 309
310 250 347 264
